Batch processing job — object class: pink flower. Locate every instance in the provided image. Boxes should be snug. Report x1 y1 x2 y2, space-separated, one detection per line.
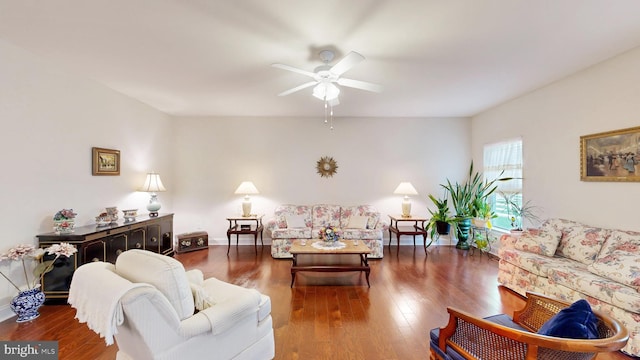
6 244 37 261
46 243 78 257
0 242 77 292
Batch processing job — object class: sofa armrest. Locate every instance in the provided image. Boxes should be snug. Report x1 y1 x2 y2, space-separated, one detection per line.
375 219 388 231
197 289 262 335
265 217 280 234
499 234 518 249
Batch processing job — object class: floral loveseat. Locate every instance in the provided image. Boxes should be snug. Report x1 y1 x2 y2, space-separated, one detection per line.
266 204 386 259
498 218 640 356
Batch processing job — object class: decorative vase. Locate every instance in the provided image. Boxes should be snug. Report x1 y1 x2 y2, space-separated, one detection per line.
456 217 472 250
53 219 75 234
10 287 46 323
322 238 335 247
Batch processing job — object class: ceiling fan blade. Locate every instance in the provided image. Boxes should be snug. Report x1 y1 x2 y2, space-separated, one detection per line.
272 63 317 78
337 78 383 93
329 51 365 76
277 81 318 96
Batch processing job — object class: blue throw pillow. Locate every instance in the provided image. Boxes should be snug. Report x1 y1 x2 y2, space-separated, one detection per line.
538 299 599 339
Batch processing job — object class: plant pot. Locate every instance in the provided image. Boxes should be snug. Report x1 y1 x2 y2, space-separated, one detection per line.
10 287 45 323
435 221 450 235
472 218 488 228
510 229 524 237
455 217 472 250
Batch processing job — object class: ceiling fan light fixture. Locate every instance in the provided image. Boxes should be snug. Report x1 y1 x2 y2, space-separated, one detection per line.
312 82 340 101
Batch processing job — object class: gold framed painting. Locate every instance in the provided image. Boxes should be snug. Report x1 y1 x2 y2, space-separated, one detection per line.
92 147 120 176
580 126 640 182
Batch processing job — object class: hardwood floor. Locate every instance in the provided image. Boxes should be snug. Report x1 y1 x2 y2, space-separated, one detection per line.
0 245 632 359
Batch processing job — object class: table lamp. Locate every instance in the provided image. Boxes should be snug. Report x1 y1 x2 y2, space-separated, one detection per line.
140 172 166 217
234 181 259 217
394 182 418 217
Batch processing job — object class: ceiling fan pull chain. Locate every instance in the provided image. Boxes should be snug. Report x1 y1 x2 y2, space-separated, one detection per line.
330 105 334 130
324 98 328 124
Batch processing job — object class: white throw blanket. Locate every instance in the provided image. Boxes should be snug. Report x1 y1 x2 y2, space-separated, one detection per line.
68 262 152 345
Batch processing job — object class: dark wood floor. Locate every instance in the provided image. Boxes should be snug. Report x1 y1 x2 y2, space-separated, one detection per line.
0 245 632 359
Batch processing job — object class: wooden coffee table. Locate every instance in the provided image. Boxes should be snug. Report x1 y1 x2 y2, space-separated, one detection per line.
290 240 372 287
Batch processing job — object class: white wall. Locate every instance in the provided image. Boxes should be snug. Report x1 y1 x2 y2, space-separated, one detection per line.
171 116 471 244
472 46 640 231
0 40 173 312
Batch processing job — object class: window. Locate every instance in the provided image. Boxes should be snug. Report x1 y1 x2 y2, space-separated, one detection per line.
483 139 523 230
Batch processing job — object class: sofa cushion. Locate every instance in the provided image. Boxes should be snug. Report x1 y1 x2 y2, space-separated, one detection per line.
596 229 640 258
341 228 382 240
273 205 311 229
587 229 640 291
341 205 381 229
589 249 640 292
537 299 599 339
115 250 194 320
312 204 342 228
513 228 562 257
346 215 369 229
271 228 312 239
541 219 609 265
286 215 307 228
499 248 584 277
548 266 640 313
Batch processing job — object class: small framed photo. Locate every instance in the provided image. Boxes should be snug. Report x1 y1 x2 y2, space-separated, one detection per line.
92 147 120 176
580 126 640 182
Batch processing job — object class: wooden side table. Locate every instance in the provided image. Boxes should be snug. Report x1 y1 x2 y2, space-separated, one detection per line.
387 215 431 252
226 215 264 255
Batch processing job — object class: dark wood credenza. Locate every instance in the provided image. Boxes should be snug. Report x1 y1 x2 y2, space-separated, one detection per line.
36 213 173 302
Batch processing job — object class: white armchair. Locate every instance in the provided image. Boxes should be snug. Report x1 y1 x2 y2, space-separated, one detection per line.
68 249 274 360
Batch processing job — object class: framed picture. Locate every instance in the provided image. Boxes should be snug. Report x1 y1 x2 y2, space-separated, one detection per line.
92 147 120 176
580 126 640 182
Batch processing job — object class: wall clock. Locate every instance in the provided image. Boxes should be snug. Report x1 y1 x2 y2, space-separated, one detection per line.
316 156 338 178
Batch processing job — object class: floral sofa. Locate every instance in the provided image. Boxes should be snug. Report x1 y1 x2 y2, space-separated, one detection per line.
498 218 640 356
266 204 386 259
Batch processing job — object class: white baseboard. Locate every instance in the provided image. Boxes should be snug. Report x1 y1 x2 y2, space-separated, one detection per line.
210 237 448 247
0 302 15 322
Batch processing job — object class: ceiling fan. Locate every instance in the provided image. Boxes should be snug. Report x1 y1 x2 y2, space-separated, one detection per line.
272 50 383 106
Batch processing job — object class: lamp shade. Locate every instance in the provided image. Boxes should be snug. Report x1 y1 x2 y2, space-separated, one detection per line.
393 182 418 195
234 181 259 195
140 173 166 192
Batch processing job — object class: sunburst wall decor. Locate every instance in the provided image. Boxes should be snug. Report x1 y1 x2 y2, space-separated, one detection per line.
316 156 338 178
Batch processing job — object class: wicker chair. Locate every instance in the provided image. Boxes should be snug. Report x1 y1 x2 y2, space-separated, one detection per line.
429 292 628 360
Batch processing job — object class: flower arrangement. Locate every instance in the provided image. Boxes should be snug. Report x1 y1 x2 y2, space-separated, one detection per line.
53 208 76 221
319 226 341 242
53 209 77 233
0 243 78 292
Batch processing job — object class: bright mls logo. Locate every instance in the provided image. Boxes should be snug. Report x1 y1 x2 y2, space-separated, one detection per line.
1 341 58 359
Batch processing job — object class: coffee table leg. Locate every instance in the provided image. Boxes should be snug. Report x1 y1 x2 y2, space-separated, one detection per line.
365 268 370 287
361 254 370 287
291 254 297 287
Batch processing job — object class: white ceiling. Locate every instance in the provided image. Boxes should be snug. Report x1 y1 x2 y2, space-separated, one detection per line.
2 1 640 118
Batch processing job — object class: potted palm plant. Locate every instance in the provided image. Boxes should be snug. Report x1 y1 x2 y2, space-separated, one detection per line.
442 162 511 249
425 194 454 241
500 192 541 235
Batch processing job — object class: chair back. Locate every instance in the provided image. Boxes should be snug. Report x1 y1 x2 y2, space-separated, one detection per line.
115 249 195 320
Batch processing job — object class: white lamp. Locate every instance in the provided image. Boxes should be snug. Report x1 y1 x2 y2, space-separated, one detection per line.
394 182 418 217
234 181 259 217
140 172 167 217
